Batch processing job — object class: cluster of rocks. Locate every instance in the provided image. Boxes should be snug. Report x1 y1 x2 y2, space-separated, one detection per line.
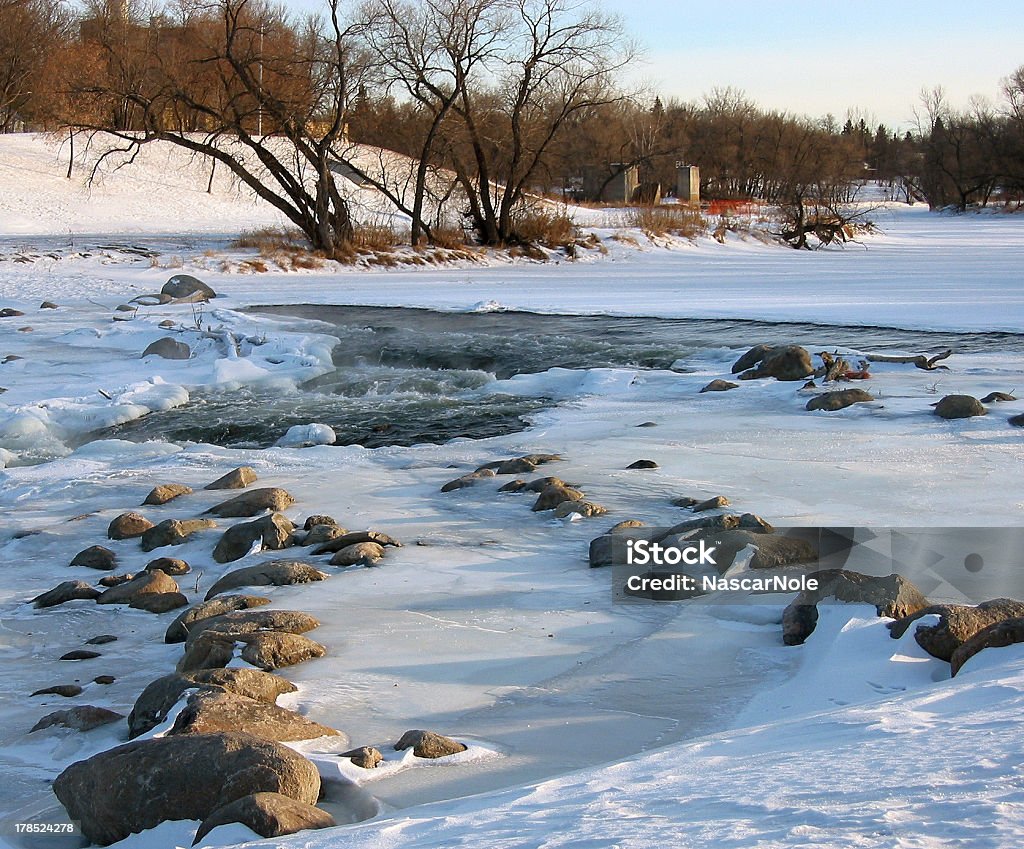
710 343 1023 425
442 453 613 520
28 462 472 845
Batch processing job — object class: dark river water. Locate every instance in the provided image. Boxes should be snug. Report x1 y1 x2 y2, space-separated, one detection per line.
100 305 1020 450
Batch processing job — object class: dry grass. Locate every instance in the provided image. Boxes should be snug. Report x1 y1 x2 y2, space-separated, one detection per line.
427 225 469 249
624 205 707 238
511 208 577 249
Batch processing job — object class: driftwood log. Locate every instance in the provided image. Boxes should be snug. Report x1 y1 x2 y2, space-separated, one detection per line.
866 350 952 371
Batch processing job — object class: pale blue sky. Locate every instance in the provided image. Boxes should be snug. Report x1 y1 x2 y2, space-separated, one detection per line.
287 0 1023 129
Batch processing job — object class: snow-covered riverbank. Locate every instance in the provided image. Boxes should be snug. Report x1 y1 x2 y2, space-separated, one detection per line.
1 134 1023 849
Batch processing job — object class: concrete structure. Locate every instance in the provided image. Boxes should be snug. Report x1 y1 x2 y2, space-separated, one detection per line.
676 164 700 205
582 164 639 204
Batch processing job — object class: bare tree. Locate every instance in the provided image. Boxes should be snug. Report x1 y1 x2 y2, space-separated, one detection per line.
60 0 364 253
0 0 71 131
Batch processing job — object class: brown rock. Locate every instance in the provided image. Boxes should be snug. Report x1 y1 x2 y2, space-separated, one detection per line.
176 632 238 672
205 466 258 490
94 675 116 685
394 729 467 759
498 479 527 493
731 343 773 373
522 476 567 493
166 595 273 643
86 635 117 645
692 495 730 512
933 394 987 419
979 391 1016 403
805 389 875 412
312 530 402 555
107 512 155 540
738 345 814 381
303 515 337 531
97 570 179 605
31 706 124 733
889 598 1024 661
193 792 336 845
70 545 117 570
782 570 930 646
626 459 658 469
496 458 537 475
238 632 327 671
184 610 320 648
31 684 82 697
700 379 739 393
140 518 217 552
330 542 385 566
341 747 382 769
32 580 101 608
98 573 134 587
205 561 326 601
950 617 1024 676
213 513 295 563
303 523 348 547
142 337 191 360
128 668 297 738
52 732 320 846
129 592 189 613
207 488 296 519
553 501 608 518
143 484 193 505
441 469 496 492
145 557 190 576
531 484 584 512
168 690 342 742
59 649 101 661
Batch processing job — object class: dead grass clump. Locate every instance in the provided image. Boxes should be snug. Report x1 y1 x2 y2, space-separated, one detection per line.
625 205 707 238
511 208 577 249
428 225 469 249
352 221 403 251
233 227 308 251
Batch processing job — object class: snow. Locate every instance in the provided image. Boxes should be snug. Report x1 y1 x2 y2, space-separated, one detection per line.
0 133 1023 849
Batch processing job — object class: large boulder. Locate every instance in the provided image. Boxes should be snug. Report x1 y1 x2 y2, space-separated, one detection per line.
52 732 319 846
441 469 495 492
97 570 179 605
889 598 1024 661
205 561 327 600
731 343 773 374
161 274 217 302
212 513 295 564
303 523 348 547
31 706 124 733
205 467 257 490
183 610 320 648
193 792 336 845
806 389 875 412
168 690 343 742
782 570 930 645
70 545 117 570
127 668 297 738
176 632 238 673
165 595 272 643
737 345 814 381
108 512 154 540
933 394 987 419
140 518 217 552
950 618 1024 676
207 488 296 519
143 483 193 505
32 580 101 608
141 338 191 360
394 729 466 759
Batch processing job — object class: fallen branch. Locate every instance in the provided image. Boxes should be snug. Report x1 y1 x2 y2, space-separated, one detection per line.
866 349 952 371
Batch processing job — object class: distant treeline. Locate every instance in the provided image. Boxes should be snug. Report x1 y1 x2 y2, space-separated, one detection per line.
2 0 1021 250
